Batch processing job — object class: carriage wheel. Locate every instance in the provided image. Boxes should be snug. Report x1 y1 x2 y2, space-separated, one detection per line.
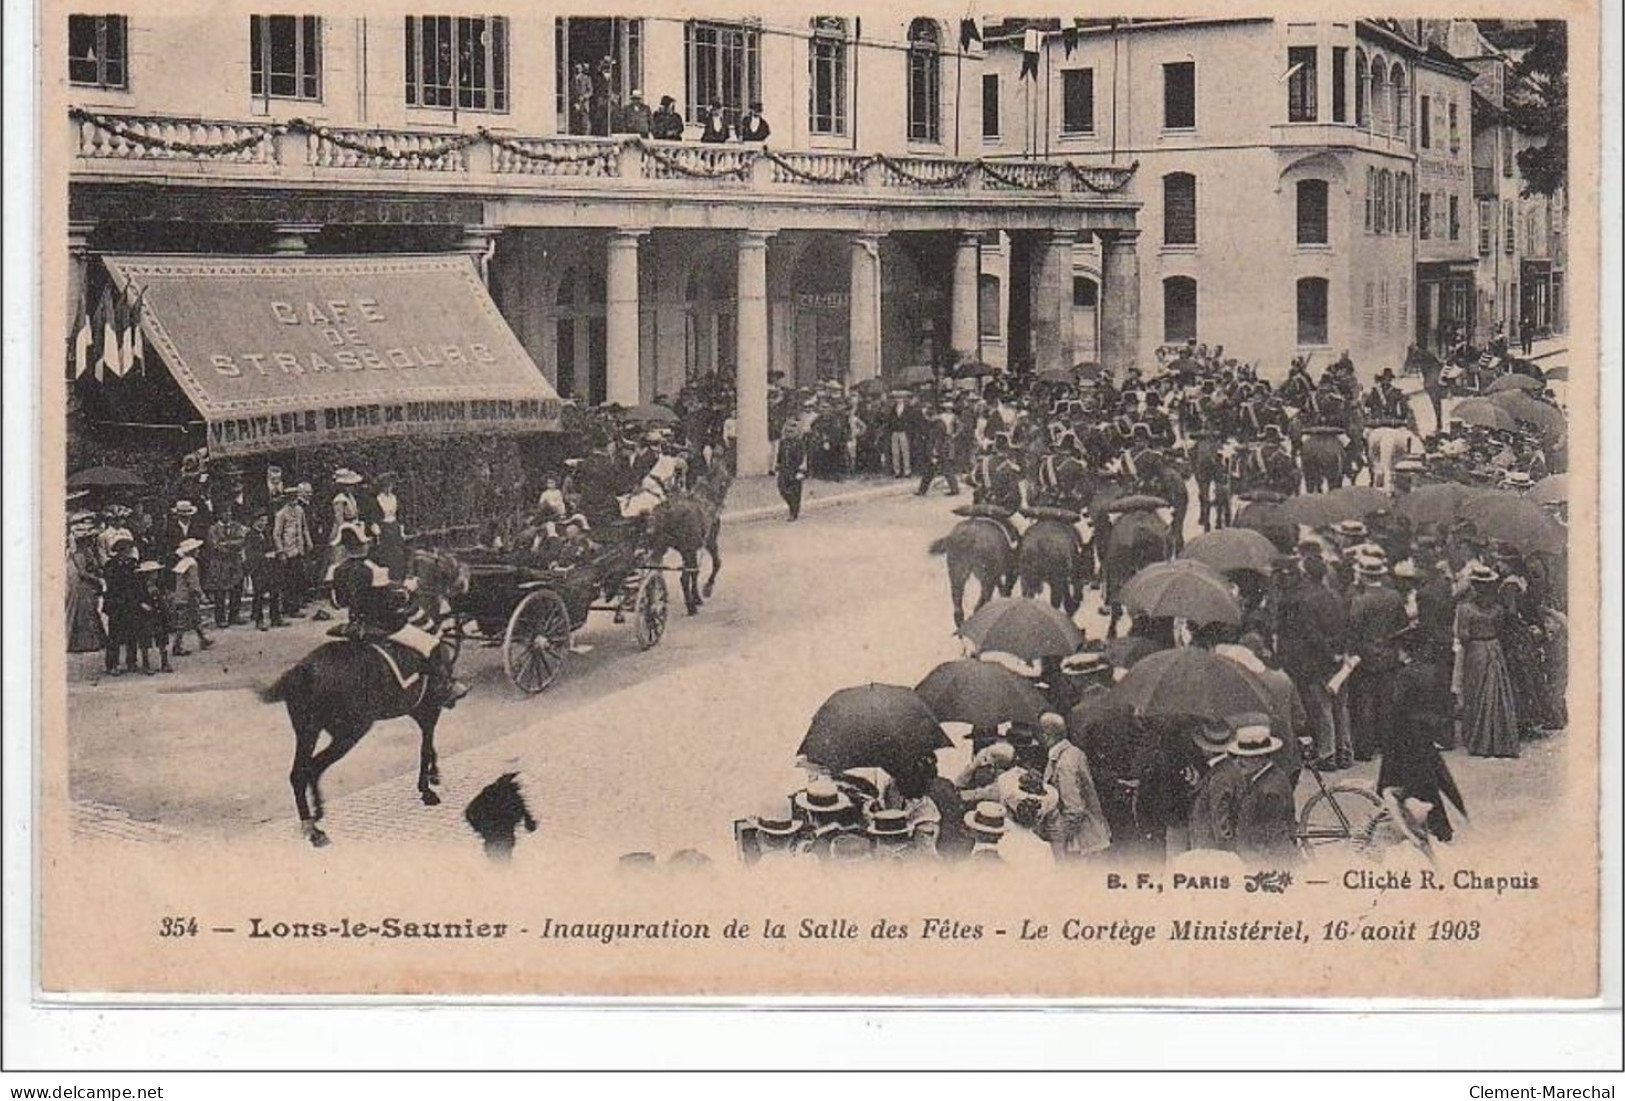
634 571 669 651
503 589 572 695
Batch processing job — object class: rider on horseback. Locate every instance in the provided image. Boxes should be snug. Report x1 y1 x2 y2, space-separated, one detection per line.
327 524 468 709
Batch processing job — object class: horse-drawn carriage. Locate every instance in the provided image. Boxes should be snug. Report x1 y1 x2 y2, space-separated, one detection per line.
441 537 670 694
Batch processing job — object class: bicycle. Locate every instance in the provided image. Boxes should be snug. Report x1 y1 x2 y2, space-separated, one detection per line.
1294 741 1434 863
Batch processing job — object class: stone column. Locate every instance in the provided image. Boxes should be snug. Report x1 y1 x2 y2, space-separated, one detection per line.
68 220 94 324
271 221 322 255
1032 229 1078 374
459 225 503 286
1098 229 1142 379
848 232 883 383
605 229 645 406
950 231 981 363
735 230 774 477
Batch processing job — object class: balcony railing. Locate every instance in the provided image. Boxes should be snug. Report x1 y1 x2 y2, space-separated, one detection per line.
69 108 1138 201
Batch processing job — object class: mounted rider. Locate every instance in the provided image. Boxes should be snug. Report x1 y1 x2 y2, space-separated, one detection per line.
327 524 468 709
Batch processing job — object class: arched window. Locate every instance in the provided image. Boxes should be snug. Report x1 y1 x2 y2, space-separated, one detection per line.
1163 171 1197 245
1163 276 1197 343
1354 49 1369 128
1365 166 1375 232
1297 277 1329 345
906 18 941 143
1297 179 1330 245
1389 62 1407 140
1370 56 1388 135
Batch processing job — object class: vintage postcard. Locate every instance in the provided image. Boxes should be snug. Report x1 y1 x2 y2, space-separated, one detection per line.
32 0 1602 1000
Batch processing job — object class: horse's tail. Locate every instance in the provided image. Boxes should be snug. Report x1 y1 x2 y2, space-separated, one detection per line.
260 661 312 705
928 534 954 556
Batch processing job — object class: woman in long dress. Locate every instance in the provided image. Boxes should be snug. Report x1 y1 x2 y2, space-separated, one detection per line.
1455 567 1520 758
65 525 106 653
372 472 408 581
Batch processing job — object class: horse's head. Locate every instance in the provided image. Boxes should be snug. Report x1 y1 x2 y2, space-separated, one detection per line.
410 548 469 613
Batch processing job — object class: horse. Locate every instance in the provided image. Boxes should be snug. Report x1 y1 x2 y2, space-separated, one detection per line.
1136 454 1190 555
645 469 731 615
1101 509 1172 639
1366 420 1418 489
261 547 469 848
1298 429 1348 496
1188 434 1232 533
1017 517 1083 615
928 517 1018 627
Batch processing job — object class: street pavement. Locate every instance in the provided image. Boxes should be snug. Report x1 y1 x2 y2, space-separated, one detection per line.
66 472 1570 862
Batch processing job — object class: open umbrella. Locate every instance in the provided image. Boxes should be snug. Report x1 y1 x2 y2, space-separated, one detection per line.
957 597 1085 662
1460 493 1566 555
895 364 937 387
1073 361 1104 380
1231 499 1295 552
950 359 997 379
1109 647 1274 721
914 659 1054 728
1121 560 1242 625
1277 486 1390 528
798 684 950 774
1486 391 1566 436
1450 398 1518 432
1106 494 1170 514
1034 366 1074 385
855 377 886 396
1104 636 1163 670
620 403 681 425
1392 482 1488 527
1543 365 1569 382
1486 373 1544 394
1181 528 1279 575
67 465 145 490
1528 473 1567 506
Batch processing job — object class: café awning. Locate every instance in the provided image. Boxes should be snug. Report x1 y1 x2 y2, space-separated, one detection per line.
101 253 562 457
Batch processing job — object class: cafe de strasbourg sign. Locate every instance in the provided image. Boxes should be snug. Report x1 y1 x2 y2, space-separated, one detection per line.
101 254 563 456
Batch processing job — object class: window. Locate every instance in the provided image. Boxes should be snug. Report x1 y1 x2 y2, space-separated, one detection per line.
68 14 127 89
1396 173 1409 233
1363 281 1376 332
1419 93 1431 148
1163 277 1197 343
1399 277 1409 327
1332 46 1348 122
1390 64 1407 139
1365 167 1375 232
978 275 1001 337
808 17 847 136
1062 68 1094 134
1448 101 1459 153
1370 64 1388 134
1377 169 1392 234
1418 191 1432 240
1354 50 1369 127
1297 278 1329 344
1163 172 1197 246
1478 199 1493 254
405 16 508 111
251 16 321 101
982 73 1000 139
1503 200 1515 253
1449 194 1460 240
1163 61 1195 130
1296 180 1329 245
1502 129 1514 176
907 18 941 143
685 20 761 123
1073 277 1098 309
1287 46 1317 122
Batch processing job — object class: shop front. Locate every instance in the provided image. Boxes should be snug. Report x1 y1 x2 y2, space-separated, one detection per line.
1414 260 1477 355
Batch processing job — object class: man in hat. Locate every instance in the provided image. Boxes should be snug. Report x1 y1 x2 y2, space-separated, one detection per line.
699 99 732 144
865 808 917 860
879 390 915 478
1344 558 1408 762
1037 711 1111 861
100 536 142 676
1188 714 1297 863
1252 425 1299 498
1379 624 1464 842
1274 555 1347 769
737 101 771 143
964 801 1009 861
774 418 810 521
793 778 858 857
915 404 960 497
273 486 315 617
649 94 685 140
243 510 284 631
615 89 652 137
748 799 808 862
160 499 203 563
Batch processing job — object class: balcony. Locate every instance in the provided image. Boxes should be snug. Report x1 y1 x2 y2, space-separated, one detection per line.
68 108 1141 230
1267 121 1413 158
1472 165 1496 198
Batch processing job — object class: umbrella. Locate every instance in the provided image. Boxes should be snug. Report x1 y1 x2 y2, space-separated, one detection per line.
620 403 680 425
1486 391 1566 436
1459 494 1566 555
1181 528 1279 575
1104 636 1162 670
1543 365 1569 382
957 597 1085 662
1109 647 1275 721
1106 494 1170 514
895 364 937 387
798 684 950 774
1392 482 1489 527
1073 361 1103 379
914 659 1054 728
1528 473 1567 506
855 377 886 395
1277 486 1390 527
1450 398 1517 432
1034 366 1074 385
1231 499 1296 552
67 465 145 490
950 359 997 379
1486 373 1544 394
1121 560 1243 625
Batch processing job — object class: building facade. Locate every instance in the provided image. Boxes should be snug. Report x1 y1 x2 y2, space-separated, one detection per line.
1410 45 1479 355
61 11 1142 475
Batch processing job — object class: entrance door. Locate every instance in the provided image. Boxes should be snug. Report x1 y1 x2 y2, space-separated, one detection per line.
1072 276 1100 363
556 17 643 135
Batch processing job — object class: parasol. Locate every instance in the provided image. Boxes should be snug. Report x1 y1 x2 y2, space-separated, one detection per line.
957 597 1085 662
1073 361 1104 380
1450 398 1518 432
950 359 997 380
798 684 951 774
1181 528 1280 575
1277 485 1390 528
1121 560 1243 625
1486 391 1566 436
1392 482 1489 527
1231 499 1296 552
1459 493 1567 555
1109 647 1275 721
914 659 1055 729
1486 373 1544 394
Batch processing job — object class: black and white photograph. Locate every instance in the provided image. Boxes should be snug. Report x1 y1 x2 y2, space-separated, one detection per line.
23 1 1606 1007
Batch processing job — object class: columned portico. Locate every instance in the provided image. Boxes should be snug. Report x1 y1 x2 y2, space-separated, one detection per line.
950 232 981 362
605 229 645 406
1098 229 1142 378
1032 229 1078 374
459 225 502 286
848 233 883 382
735 230 774 477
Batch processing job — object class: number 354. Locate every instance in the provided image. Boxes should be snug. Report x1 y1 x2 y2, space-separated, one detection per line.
158 916 198 937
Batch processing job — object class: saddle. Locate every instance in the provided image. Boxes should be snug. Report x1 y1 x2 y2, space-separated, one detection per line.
952 502 1015 522
327 624 424 692
1022 505 1083 525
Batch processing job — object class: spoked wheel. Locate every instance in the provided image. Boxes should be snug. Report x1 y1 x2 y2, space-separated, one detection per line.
503 589 572 695
1297 783 1385 860
634 571 670 650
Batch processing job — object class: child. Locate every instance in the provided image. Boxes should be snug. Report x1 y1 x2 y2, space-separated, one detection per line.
134 560 172 674
170 537 213 656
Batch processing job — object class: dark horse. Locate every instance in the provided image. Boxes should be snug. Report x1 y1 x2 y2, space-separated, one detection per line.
260 548 468 847
1406 344 1448 438
1188 434 1232 533
646 469 732 615
1017 517 1084 616
1102 509 1172 639
1298 427 1348 495
929 517 1017 627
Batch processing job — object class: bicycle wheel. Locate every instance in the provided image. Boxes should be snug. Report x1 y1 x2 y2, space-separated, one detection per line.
1297 783 1385 860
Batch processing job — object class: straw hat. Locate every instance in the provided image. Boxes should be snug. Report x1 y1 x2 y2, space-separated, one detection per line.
793 779 852 816
1225 713 1282 757
964 801 1009 836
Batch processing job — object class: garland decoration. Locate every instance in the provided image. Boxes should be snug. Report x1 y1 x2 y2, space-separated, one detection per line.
296 119 478 163
762 148 879 186
637 139 755 179
1068 159 1140 194
480 130 621 169
70 106 277 156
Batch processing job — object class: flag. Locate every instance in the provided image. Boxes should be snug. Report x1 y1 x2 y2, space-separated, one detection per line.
959 18 981 52
122 285 146 375
96 285 126 379
69 292 93 379
1020 28 1042 80
1062 25 1079 58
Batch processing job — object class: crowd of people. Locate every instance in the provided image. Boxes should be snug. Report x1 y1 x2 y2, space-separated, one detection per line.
563 54 771 144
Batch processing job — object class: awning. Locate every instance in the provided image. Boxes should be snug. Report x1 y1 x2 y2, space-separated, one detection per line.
102 253 561 457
